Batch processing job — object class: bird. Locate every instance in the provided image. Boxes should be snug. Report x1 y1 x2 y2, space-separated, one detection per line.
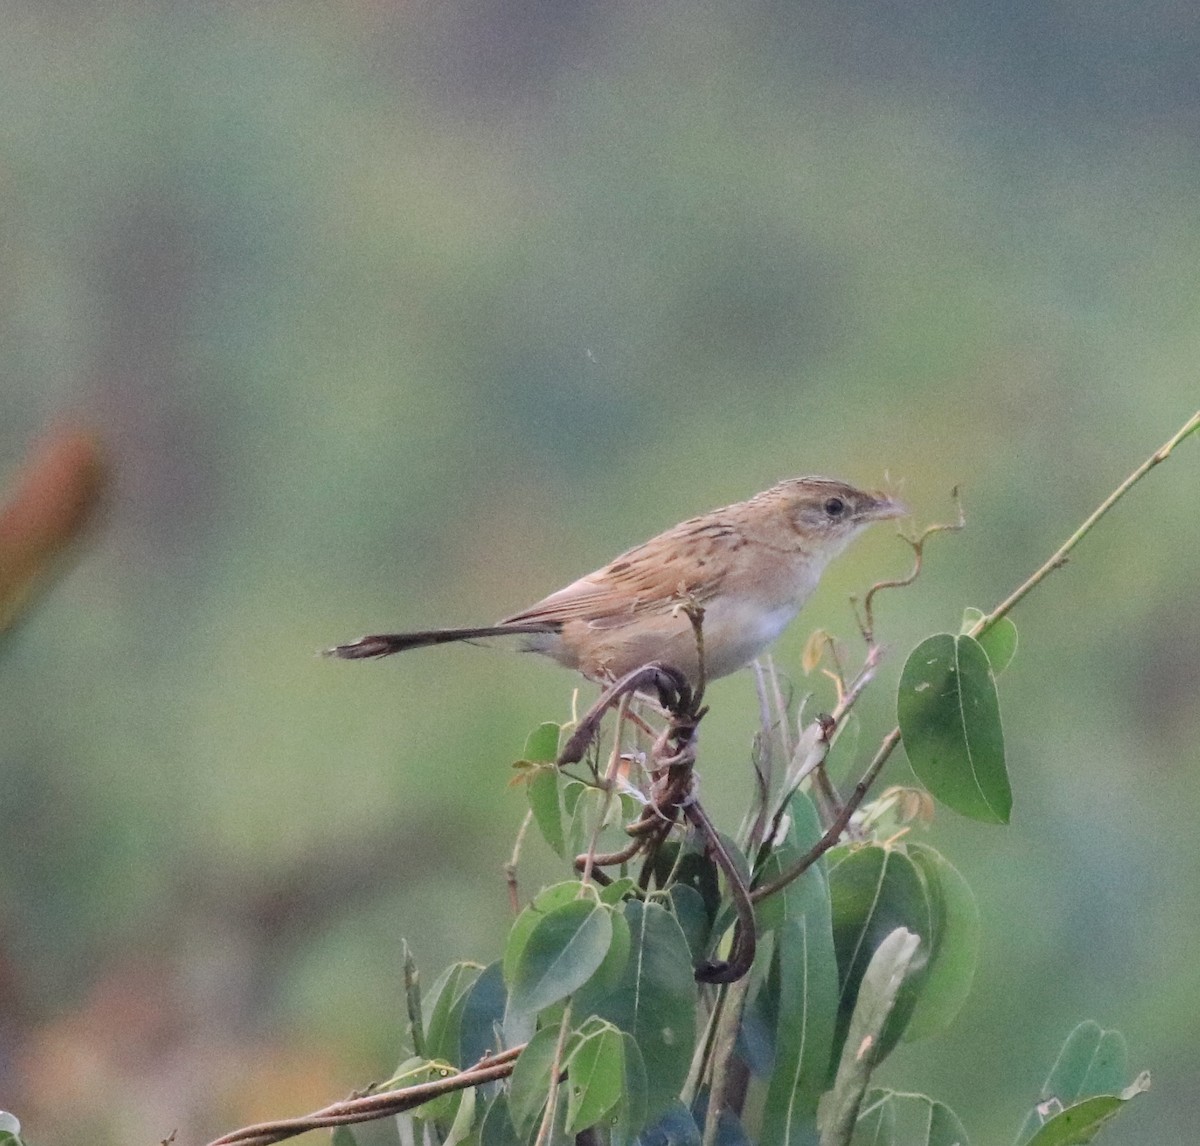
327 476 905 685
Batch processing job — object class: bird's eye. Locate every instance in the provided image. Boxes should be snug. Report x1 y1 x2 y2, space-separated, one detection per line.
823 497 846 518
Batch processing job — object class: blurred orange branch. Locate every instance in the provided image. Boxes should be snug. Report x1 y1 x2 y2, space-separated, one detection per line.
0 426 107 633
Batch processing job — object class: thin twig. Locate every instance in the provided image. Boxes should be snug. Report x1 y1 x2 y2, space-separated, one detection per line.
744 662 776 849
750 728 899 903
766 655 794 761
505 809 535 914
534 1002 574 1146
969 409 1200 639
578 693 631 887
856 488 965 644
771 639 882 840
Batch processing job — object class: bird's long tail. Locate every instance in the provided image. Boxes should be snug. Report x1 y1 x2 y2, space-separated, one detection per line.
325 622 560 660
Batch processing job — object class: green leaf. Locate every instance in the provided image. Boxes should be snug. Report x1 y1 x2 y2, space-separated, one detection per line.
479 1092 523 1146
818 929 922 1146
715 830 753 889
635 1101 702 1146
423 962 483 1067
564 784 602 861
565 785 630 867
507 1025 562 1140
617 1031 651 1141
783 787 826 853
503 882 582 986
523 721 562 763
561 776 587 814
902 845 980 1042
757 792 839 1142
739 931 780 1079
574 900 698 1122
862 1091 968 1146
331 1128 359 1146
402 941 425 1057
921 1100 969 1146
668 883 712 963
528 766 566 857
443 1085 478 1146
507 898 614 1019
851 1090 895 1145
827 845 932 1064
761 911 840 1144
898 633 1011 824
1043 1021 1129 1103
1022 1078 1150 1146
459 960 507 1068
755 788 828 934
582 902 632 1000
565 1020 626 1133
961 608 1018 674
648 838 722 927
600 876 637 905
1014 1023 1144 1146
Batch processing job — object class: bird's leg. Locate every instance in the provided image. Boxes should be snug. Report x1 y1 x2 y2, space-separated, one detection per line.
678 600 708 708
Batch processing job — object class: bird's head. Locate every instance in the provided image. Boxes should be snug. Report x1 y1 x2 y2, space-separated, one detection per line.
771 476 907 558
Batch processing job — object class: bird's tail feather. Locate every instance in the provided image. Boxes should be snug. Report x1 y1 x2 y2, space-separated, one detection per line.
325 622 560 660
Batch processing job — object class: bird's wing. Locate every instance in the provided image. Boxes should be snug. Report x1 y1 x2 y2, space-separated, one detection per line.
500 516 737 630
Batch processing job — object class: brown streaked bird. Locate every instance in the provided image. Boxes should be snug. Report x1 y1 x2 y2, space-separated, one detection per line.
328 477 905 684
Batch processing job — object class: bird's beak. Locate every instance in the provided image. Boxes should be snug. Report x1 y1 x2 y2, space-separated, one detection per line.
869 493 908 520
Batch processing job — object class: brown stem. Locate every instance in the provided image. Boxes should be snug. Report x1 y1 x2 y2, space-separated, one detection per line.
205 1047 524 1146
687 798 757 984
506 809 534 913
811 759 841 824
574 835 644 874
578 693 632 886
750 728 900 904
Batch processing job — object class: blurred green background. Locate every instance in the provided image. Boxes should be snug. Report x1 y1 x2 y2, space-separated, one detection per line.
0 3 1197 1143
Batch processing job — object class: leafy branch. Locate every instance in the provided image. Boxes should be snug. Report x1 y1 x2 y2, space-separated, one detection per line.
194 410 1197 1146
751 407 1199 902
